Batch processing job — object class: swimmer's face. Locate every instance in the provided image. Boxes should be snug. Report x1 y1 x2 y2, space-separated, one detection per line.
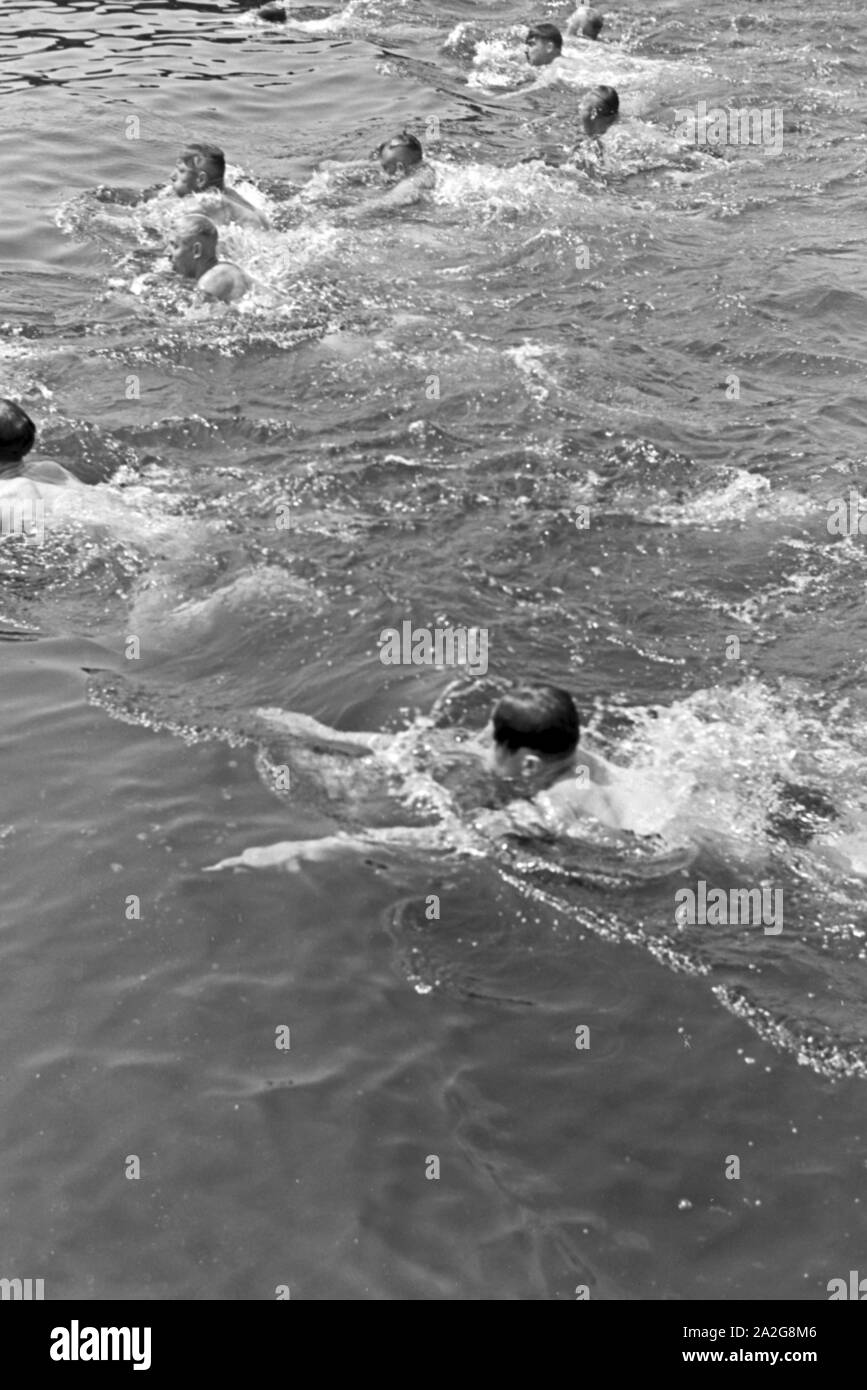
480 725 539 781
525 35 558 67
171 160 204 198
580 94 618 139
491 744 528 779
169 230 202 278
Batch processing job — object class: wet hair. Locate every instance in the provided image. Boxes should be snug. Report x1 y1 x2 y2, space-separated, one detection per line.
378 132 424 167
492 685 580 758
574 7 604 39
526 23 563 52
179 142 226 189
0 398 36 463
178 213 219 248
589 85 619 119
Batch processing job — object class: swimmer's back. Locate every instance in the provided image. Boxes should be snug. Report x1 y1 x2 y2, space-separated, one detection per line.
23 457 82 486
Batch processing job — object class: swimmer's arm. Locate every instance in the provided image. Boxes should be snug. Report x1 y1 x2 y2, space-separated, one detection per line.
317 158 373 182
344 177 426 220
205 824 466 874
469 802 554 843
495 78 541 100
94 183 163 206
255 706 380 752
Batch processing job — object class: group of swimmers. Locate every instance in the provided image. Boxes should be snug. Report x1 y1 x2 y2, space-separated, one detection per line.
90 7 622 306
1 4 686 865
0 383 657 854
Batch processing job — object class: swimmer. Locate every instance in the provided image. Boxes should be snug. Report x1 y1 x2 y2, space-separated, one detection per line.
497 22 580 99
568 84 620 160
523 85 620 165
171 141 270 230
0 400 199 561
566 6 604 40
206 683 673 874
168 214 252 304
578 84 619 139
338 133 436 220
524 22 563 68
0 399 82 490
0 400 84 541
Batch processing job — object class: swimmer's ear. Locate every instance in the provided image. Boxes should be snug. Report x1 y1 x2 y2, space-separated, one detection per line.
195 170 208 190
521 753 542 781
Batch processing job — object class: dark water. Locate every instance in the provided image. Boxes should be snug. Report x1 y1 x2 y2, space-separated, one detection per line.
2 0 867 1300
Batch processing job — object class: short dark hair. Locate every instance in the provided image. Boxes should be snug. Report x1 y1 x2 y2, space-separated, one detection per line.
378 132 424 165
492 685 580 758
592 84 619 118
526 23 563 52
583 12 604 39
0 399 36 463
180 142 226 188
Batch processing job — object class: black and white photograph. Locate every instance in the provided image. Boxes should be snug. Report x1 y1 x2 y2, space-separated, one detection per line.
0 0 864 1335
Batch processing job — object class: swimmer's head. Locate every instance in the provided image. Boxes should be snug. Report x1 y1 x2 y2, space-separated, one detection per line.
376 132 424 179
0 399 36 471
171 142 226 198
525 23 563 67
568 6 604 40
169 213 220 279
487 684 580 780
580 85 619 139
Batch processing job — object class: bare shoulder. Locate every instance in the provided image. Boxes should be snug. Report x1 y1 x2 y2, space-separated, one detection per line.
367 165 435 213
225 188 270 229
24 458 82 486
541 770 626 833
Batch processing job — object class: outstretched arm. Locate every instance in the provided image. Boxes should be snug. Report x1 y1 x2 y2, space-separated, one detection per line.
341 169 433 220
205 822 468 873
94 182 164 206
255 706 380 753
317 158 375 183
